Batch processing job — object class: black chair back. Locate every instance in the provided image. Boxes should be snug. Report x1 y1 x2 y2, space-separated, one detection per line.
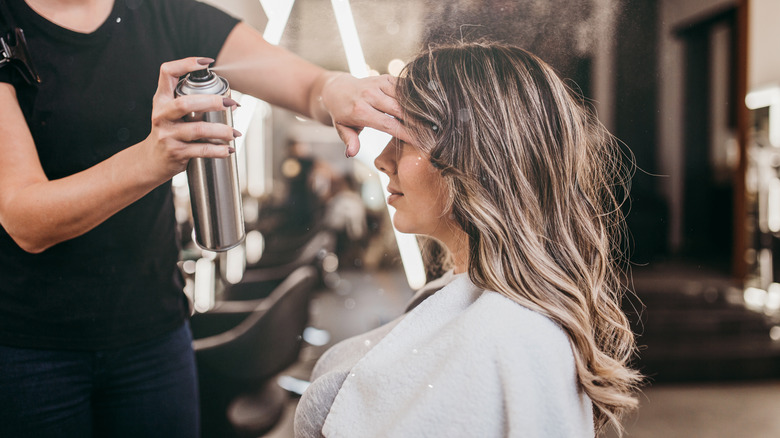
193 265 317 383
194 265 317 438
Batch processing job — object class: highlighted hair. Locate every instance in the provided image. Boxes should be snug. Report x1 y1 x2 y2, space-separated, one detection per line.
397 41 642 435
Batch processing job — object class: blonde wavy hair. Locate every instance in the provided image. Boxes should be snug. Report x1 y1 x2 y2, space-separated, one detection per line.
396 41 642 435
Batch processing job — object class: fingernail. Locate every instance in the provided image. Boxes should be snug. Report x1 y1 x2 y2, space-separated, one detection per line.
197 57 215 66
228 146 236 154
223 97 240 108
233 129 242 138
345 149 352 158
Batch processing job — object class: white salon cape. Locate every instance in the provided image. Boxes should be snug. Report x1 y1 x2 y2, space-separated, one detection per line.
294 272 594 438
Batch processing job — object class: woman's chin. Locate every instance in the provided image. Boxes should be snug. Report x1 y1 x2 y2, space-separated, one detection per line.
391 223 412 235
391 216 417 235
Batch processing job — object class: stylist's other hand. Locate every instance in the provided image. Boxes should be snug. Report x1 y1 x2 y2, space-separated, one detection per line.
141 57 241 180
320 73 410 158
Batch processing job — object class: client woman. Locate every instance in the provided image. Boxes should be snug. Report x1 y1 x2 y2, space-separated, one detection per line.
295 41 642 437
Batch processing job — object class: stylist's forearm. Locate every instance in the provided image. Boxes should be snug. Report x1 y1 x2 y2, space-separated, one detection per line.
216 23 327 119
1 143 168 253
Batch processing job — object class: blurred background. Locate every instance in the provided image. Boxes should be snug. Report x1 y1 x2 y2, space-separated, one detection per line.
183 0 780 436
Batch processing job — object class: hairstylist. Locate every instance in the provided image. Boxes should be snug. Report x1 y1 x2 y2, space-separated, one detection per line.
0 0 403 437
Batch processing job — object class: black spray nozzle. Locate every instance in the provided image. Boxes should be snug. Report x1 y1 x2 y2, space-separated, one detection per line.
189 68 214 82
0 28 41 86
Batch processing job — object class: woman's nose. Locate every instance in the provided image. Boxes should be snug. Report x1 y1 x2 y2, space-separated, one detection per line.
374 141 396 175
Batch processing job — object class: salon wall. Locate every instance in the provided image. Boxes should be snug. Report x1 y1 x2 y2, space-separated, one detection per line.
749 0 780 90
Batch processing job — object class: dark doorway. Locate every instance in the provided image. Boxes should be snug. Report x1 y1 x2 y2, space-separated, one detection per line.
676 8 738 271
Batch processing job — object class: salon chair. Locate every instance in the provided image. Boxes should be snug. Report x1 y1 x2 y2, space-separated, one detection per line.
192 265 317 438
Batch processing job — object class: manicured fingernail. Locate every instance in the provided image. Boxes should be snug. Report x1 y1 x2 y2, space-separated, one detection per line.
197 58 215 66
232 129 242 138
228 146 236 154
223 98 240 108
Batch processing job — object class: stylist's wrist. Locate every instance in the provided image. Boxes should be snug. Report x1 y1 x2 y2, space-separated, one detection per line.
311 71 345 126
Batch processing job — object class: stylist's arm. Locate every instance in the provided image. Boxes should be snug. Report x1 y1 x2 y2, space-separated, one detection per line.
0 57 235 254
215 22 410 157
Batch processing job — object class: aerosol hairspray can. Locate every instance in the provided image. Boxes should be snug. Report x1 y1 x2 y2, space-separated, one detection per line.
174 68 245 252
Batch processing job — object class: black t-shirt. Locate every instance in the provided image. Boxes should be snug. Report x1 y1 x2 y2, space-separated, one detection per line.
0 0 239 349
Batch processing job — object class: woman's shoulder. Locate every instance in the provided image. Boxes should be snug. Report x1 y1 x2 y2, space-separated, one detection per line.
460 289 576 362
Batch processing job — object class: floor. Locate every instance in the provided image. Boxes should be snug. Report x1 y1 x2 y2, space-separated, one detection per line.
260 267 780 438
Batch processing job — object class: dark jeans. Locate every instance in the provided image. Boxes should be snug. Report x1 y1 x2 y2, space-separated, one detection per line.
0 322 199 438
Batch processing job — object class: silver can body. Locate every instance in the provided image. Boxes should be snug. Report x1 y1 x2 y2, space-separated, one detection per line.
174 70 245 252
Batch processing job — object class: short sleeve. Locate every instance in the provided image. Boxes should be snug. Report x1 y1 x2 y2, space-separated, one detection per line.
154 0 241 61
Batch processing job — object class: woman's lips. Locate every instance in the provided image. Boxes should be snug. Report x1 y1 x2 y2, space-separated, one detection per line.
386 186 403 204
387 193 403 204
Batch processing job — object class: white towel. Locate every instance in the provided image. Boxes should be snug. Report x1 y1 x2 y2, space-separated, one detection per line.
321 274 594 437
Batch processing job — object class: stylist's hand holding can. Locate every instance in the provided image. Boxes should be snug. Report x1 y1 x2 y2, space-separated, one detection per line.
139 57 241 182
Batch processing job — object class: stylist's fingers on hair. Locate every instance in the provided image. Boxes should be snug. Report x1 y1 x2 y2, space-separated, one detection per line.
368 75 411 144
374 75 403 119
323 73 409 156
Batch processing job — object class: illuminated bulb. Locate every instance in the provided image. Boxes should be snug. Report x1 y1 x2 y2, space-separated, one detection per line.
767 283 780 311
387 59 406 77
770 178 780 233
745 85 780 147
193 257 215 313
172 172 187 188
225 245 245 285
175 206 190 224
744 287 768 309
322 253 339 273
245 230 265 264
303 327 331 346
281 158 302 178
771 326 780 341
277 375 311 394
182 260 197 275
